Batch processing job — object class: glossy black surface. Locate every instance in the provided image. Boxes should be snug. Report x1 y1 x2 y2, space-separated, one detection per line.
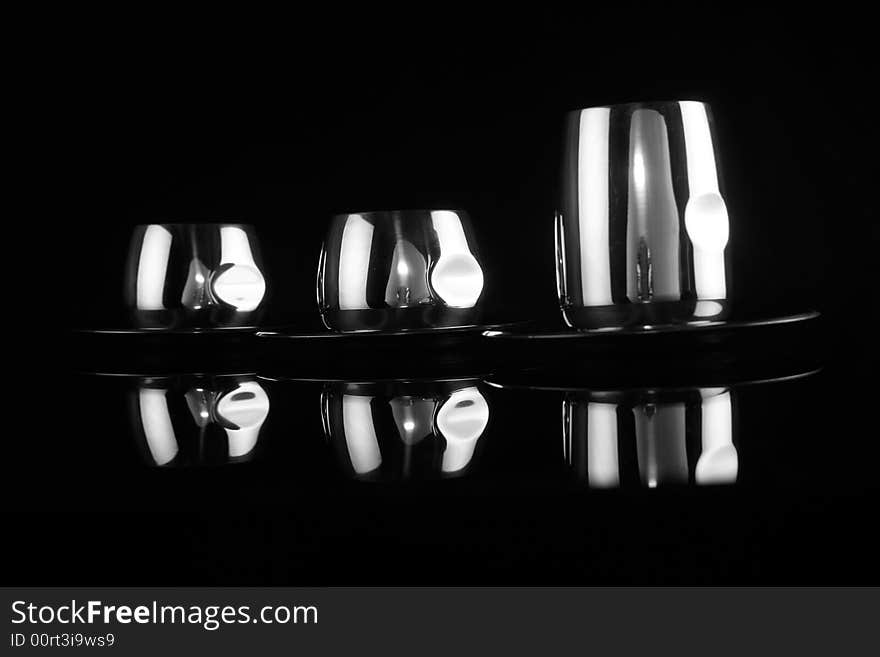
4 334 878 584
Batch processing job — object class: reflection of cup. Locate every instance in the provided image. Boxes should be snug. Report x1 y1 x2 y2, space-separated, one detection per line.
126 223 268 329
131 375 270 467
556 101 731 330
563 387 737 488
321 379 490 480
317 210 485 333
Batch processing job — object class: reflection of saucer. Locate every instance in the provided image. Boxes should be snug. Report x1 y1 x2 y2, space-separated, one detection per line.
483 306 823 389
256 321 524 379
486 365 821 395
65 329 264 375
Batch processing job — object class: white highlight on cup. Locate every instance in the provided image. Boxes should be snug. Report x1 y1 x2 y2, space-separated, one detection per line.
211 226 266 311
437 387 489 473
576 108 614 306
429 210 484 308
695 389 738 484
215 381 270 459
138 388 178 466
219 226 258 267
337 214 375 310
341 395 382 474
680 101 729 301
587 402 620 488
136 225 173 311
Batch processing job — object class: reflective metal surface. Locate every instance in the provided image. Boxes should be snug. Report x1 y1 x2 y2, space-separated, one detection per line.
129 374 270 466
557 101 732 330
126 223 268 330
14 357 875 584
321 378 490 480
318 210 485 333
563 387 738 488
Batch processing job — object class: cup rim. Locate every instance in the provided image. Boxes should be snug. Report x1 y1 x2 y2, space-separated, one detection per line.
568 98 709 113
331 208 468 221
133 222 255 229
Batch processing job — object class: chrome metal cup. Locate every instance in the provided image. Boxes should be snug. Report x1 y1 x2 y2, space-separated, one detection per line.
317 209 485 333
556 101 732 330
321 379 491 480
125 223 268 330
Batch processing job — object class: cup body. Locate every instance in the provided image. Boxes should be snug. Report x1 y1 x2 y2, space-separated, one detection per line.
556 101 731 330
125 223 268 330
317 209 485 333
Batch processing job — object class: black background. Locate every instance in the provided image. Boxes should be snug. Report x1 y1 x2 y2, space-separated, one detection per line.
7 10 878 584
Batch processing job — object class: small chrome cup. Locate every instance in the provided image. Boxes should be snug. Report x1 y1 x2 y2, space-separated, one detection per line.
556 100 731 330
317 209 485 333
125 223 268 330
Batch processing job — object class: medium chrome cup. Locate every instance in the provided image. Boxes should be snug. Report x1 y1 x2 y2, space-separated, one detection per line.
125 223 268 330
556 100 731 330
317 209 485 333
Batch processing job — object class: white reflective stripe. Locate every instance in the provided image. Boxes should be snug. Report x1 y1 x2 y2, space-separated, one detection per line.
216 381 270 458
587 402 619 488
429 211 484 308
337 214 374 310
438 387 489 473
696 390 738 484
680 101 729 300
135 225 172 310
430 210 469 254
139 388 178 466
577 108 614 306
219 226 257 266
342 395 382 474
679 101 720 196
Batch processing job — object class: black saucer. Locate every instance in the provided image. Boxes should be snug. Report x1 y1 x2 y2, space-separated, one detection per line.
483 310 819 340
257 318 523 341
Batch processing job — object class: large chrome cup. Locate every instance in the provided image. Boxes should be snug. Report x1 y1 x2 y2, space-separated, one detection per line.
556 101 732 330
